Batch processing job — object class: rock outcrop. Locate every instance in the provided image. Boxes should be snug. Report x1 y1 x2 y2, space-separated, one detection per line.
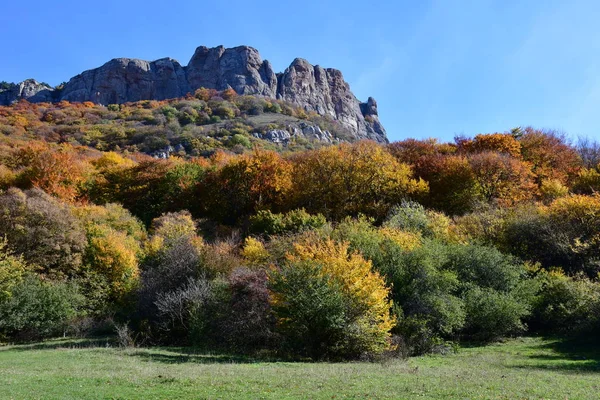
60 58 190 104
187 46 278 97
252 122 337 145
0 79 54 104
1 45 387 142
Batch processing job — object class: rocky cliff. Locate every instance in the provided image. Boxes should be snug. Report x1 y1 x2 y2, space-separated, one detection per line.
0 79 54 105
0 45 386 142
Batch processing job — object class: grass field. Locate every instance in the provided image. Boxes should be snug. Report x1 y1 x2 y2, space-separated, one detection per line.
1 336 599 399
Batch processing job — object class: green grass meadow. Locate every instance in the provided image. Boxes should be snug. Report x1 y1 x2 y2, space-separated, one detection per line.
1 336 599 399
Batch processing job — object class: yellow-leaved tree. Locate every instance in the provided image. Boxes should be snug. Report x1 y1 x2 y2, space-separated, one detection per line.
269 238 395 359
86 225 140 300
75 203 145 304
291 141 428 221
0 238 27 302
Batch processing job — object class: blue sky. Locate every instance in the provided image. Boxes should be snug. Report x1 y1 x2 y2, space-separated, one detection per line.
1 0 599 142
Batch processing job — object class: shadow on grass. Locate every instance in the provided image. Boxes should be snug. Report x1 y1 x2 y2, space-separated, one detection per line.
0 337 117 352
513 337 600 373
128 350 273 364
1 337 288 364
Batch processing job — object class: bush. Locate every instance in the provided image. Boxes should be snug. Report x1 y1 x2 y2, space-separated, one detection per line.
199 238 242 277
395 316 450 356
453 206 507 246
385 201 430 234
249 209 327 235
84 225 140 302
154 277 221 344
331 216 421 275
530 270 600 334
0 239 27 302
75 204 145 305
444 244 525 292
0 188 87 278
149 211 197 244
269 239 395 359
0 276 84 341
219 268 276 351
138 236 204 321
269 261 352 358
387 241 465 338
462 286 529 341
228 134 252 149
385 200 451 241
503 197 600 276
331 220 464 353
240 237 270 266
74 203 146 243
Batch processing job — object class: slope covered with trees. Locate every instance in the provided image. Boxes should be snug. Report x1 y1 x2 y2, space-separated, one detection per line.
1 96 600 359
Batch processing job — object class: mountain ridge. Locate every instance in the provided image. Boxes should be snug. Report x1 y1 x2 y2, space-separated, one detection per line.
0 45 387 142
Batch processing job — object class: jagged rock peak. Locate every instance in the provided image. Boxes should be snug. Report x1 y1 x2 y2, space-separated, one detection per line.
186 45 277 97
1 45 387 142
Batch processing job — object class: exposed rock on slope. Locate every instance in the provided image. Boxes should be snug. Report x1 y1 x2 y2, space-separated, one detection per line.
1 45 387 142
60 58 190 104
0 79 54 104
187 46 278 97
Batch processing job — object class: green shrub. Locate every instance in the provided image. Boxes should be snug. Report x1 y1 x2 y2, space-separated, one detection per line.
395 315 449 356
462 286 530 341
444 244 525 292
229 134 252 149
160 106 178 121
385 201 430 234
385 200 451 240
269 240 395 359
269 261 351 359
331 216 421 276
0 276 84 341
331 224 464 353
388 241 465 337
530 270 600 333
249 209 326 235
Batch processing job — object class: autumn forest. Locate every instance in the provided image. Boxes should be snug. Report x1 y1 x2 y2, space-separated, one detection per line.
1 90 600 360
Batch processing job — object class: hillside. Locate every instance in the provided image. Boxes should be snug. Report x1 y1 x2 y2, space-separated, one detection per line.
0 45 387 143
2 45 600 374
0 90 359 156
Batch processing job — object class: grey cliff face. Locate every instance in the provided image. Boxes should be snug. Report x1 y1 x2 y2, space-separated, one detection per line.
1 46 386 142
187 46 277 97
276 58 386 142
60 58 189 104
0 79 53 104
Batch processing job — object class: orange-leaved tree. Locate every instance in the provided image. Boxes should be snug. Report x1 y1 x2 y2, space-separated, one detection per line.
14 142 88 202
201 149 293 223
519 128 581 185
468 151 537 205
457 133 522 158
